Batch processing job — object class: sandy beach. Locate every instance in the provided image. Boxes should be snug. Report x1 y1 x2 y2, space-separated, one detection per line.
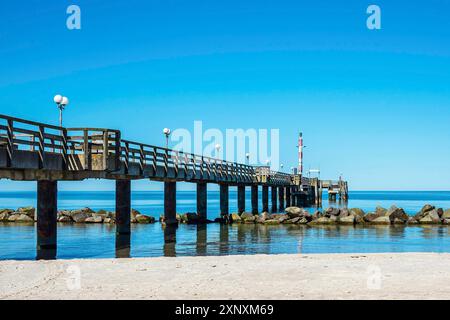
1 252 450 300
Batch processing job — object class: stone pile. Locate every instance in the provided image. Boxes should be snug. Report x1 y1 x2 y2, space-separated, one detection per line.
0 207 156 224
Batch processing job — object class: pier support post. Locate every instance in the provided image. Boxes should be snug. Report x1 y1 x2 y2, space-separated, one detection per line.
116 180 131 235
251 185 258 214
197 182 207 221
262 186 269 212
164 181 177 225
219 184 229 220
271 186 278 213
37 180 58 256
237 185 245 214
285 187 291 207
278 187 285 211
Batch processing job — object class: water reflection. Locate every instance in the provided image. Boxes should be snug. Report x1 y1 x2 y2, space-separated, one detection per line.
163 224 177 257
115 233 131 258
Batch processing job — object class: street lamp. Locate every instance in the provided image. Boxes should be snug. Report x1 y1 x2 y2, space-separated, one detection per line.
245 153 250 165
281 164 284 171
54 94 69 127
163 128 171 149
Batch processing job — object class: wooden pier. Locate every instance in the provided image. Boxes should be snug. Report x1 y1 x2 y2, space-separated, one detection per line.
0 114 348 257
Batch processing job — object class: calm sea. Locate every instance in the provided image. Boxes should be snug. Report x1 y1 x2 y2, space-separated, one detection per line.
0 190 449 260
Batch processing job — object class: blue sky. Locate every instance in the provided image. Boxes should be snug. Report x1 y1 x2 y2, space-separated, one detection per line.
0 0 449 191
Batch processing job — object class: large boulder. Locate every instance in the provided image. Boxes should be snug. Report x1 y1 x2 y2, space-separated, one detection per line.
241 212 256 223
230 213 242 223
338 208 350 218
375 206 387 216
0 209 13 221
364 212 379 223
415 204 435 220
285 207 303 218
71 211 90 223
309 217 334 225
325 207 340 217
257 212 271 223
85 214 104 223
443 209 450 219
58 215 73 223
370 216 391 225
263 219 280 225
349 208 365 218
17 206 35 219
407 217 419 225
271 214 290 223
385 206 408 223
8 213 34 222
339 215 356 225
419 209 441 224
135 214 155 224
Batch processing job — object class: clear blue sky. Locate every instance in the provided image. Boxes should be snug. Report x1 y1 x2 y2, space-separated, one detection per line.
0 0 449 191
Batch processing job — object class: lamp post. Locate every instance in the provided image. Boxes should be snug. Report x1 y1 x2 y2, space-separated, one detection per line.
163 128 171 149
54 94 69 127
245 153 250 165
280 164 284 171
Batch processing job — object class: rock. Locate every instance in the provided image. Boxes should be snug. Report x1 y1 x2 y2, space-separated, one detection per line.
339 215 356 225
437 208 444 218
230 213 242 223
312 211 322 220
349 208 365 218
104 217 115 224
271 214 289 223
135 214 155 224
71 211 89 223
364 212 379 223
370 216 391 225
419 209 441 224
443 209 450 219
329 215 339 223
263 219 280 225
17 206 35 218
296 217 309 224
339 208 350 218
8 214 33 222
393 218 407 225
442 219 450 225
415 204 436 220
85 214 103 223
385 206 409 223
287 217 301 224
131 209 141 223
58 215 72 223
0 209 13 221
407 217 419 225
257 212 271 223
375 206 387 216
309 217 333 225
325 207 340 217
241 212 255 221
285 207 303 218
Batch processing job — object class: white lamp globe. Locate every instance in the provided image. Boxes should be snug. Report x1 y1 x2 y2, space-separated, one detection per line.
163 128 171 135
61 96 69 106
54 94 63 104
245 153 250 158
215 144 221 151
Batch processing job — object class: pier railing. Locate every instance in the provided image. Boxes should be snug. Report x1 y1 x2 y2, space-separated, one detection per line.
0 114 293 186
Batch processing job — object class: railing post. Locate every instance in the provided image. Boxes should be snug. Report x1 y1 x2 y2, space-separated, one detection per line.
38 125 45 169
139 145 145 175
102 130 109 170
115 131 121 171
61 128 68 170
83 129 90 170
124 141 130 174
6 119 14 167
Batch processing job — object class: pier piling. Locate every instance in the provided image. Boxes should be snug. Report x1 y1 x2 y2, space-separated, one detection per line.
285 187 291 207
37 180 58 254
115 180 131 235
271 186 278 212
251 185 258 214
278 187 285 211
262 186 269 212
238 185 245 214
196 182 207 221
164 181 177 225
219 184 229 220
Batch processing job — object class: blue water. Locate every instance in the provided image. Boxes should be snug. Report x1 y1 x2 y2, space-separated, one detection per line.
0 191 449 260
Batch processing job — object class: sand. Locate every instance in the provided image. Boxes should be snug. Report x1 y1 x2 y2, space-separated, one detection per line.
1 253 450 300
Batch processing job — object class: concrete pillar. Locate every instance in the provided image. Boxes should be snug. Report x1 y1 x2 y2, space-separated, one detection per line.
262 186 269 212
271 186 278 212
116 180 131 235
285 187 291 207
164 181 177 225
251 185 258 214
291 187 296 207
219 184 229 220
237 185 245 213
197 182 207 221
37 180 58 253
278 187 285 211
